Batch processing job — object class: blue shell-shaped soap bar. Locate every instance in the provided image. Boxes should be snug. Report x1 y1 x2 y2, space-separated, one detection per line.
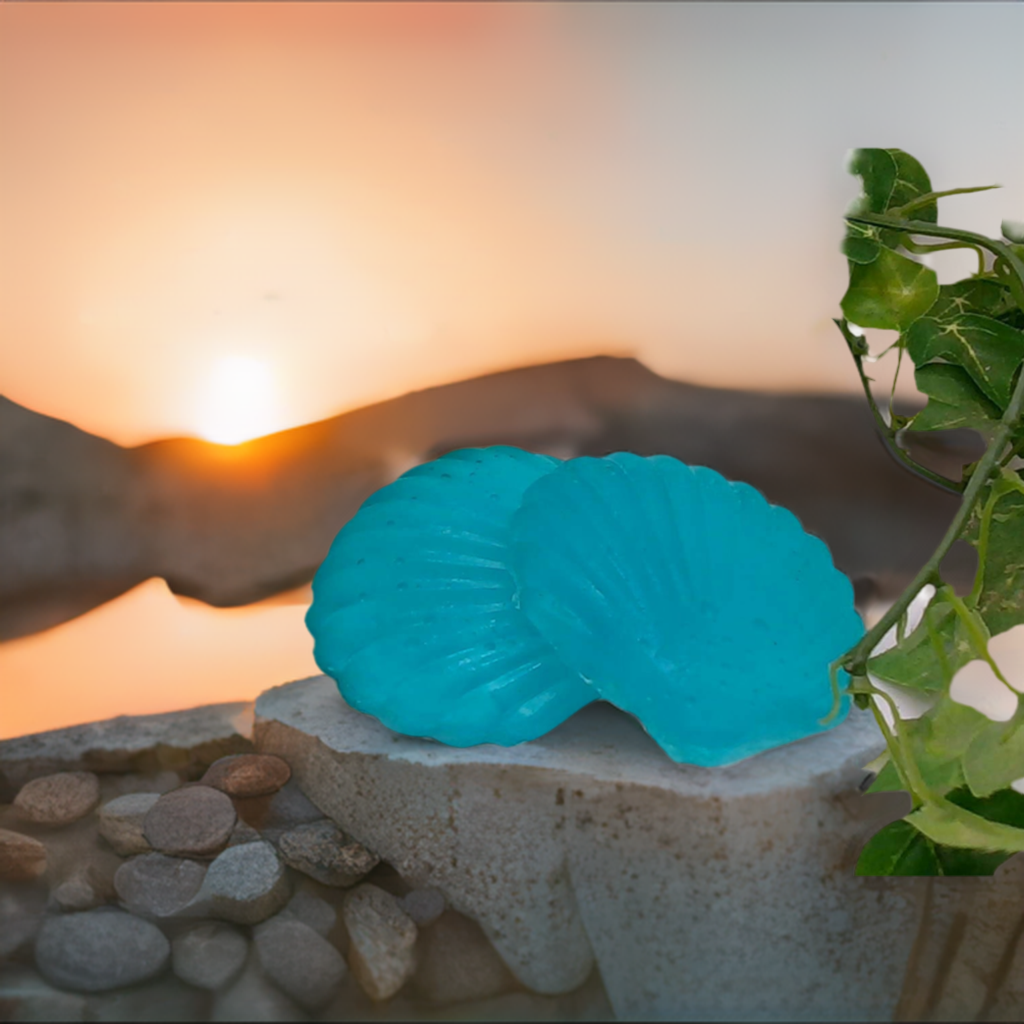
305 447 598 746
509 453 864 766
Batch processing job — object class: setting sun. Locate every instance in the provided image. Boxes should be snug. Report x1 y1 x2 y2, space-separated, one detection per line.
197 354 282 444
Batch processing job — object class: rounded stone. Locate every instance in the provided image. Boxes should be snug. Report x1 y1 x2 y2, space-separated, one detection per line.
0 828 47 881
98 792 159 856
399 887 446 927
114 853 207 918
14 772 100 826
34 908 170 992
342 883 418 1002
171 921 248 991
143 785 236 858
191 840 290 925
278 820 379 887
254 916 347 1011
201 754 291 798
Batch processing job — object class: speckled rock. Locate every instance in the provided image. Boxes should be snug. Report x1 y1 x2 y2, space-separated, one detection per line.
143 786 236 858
98 793 159 856
35 908 170 993
171 921 248 991
0 965 89 1022
254 916 347 1011
399 887 446 927
114 853 207 919
0 828 47 881
187 840 289 925
50 871 106 913
255 675 918 1021
277 820 379 887
0 880 48 958
210 950 306 1022
202 754 291 798
412 909 518 1006
279 888 336 938
14 772 100 826
226 819 262 847
342 883 418 1002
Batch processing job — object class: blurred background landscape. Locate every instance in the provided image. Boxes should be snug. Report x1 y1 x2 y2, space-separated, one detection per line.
1 1 1021 738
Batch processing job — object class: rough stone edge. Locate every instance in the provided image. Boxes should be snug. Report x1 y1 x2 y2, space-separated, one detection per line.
0 702 255 798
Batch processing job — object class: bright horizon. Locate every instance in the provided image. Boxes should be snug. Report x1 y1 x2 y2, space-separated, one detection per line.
2 3 1020 448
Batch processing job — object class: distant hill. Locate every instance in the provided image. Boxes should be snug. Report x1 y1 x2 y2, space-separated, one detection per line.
0 356 981 641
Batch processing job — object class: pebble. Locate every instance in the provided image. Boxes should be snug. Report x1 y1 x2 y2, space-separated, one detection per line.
412 909 518 1006
189 840 289 925
233 779 322 832
227 819 262 847
254 915 348 1011
0 827 47 881
14 772 100 826
0 880 48 958
143 785 237 858
202 754 291 798
114 852 207 918
342 883 418 1002
34 908 170 993
399 887 447 927
87 975 209 1022
0 965 89 1022
279 888 337 937
210 950 306 1022
171 921 248 991
277 820 379 887
51 871 106 912
98 793 159 856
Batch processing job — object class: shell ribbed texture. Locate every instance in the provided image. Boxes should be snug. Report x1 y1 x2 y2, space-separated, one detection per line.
306 447 863 765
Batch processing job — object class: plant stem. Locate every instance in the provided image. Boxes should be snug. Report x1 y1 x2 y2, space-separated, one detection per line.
842 356 1024 677
834 319 964 495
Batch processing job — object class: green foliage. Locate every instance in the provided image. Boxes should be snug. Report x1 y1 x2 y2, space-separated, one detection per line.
836 147 1024 875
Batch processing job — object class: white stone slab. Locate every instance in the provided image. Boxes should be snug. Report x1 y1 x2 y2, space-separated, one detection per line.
255 675 919 1022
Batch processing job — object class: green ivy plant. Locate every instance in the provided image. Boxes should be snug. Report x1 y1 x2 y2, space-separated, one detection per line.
828 148 1024 876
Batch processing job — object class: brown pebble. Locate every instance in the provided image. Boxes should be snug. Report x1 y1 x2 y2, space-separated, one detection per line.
0 828 47 881
143 786 237 858
13 772 100 826
201 754 291 799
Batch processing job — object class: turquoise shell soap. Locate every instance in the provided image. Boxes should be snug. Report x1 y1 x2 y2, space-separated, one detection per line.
306 447 863 765
305 447 598 746
509 453 864 766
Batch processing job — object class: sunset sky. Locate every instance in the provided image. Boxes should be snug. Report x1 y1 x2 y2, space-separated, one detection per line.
1 2 1022 738
2 2 1020 447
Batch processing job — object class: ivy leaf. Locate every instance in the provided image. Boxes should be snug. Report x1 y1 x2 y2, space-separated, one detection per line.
888 149 939 223
846 148 936 221
867 600 973 694
842 222 881 265
910 363 1002 433
967 486 1024 635
855 817 1008 875
866 759 904 793
841 247 940 331
906 314 1024 409
907 795 1024 853
963 702 1024 797
927 279 1016 324
901 693 989 797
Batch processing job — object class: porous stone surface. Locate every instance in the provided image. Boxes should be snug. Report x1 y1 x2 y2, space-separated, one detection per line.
254 915 348 1011
0 827 47 880
114 853 207 918
34 908 170 993
0 965 89 1022
98 792 159 855
0 880 48 958
279 887 336 937
171 921 248 991
413 909 518 1006
14 772 100 826
143 785 236 858
277 819 379 887
399 887 446 927
201 754 291 798
256 675 917 1021
342 883 418 1002
210 950 306 1022
0 702 254 799
187 840 290 925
